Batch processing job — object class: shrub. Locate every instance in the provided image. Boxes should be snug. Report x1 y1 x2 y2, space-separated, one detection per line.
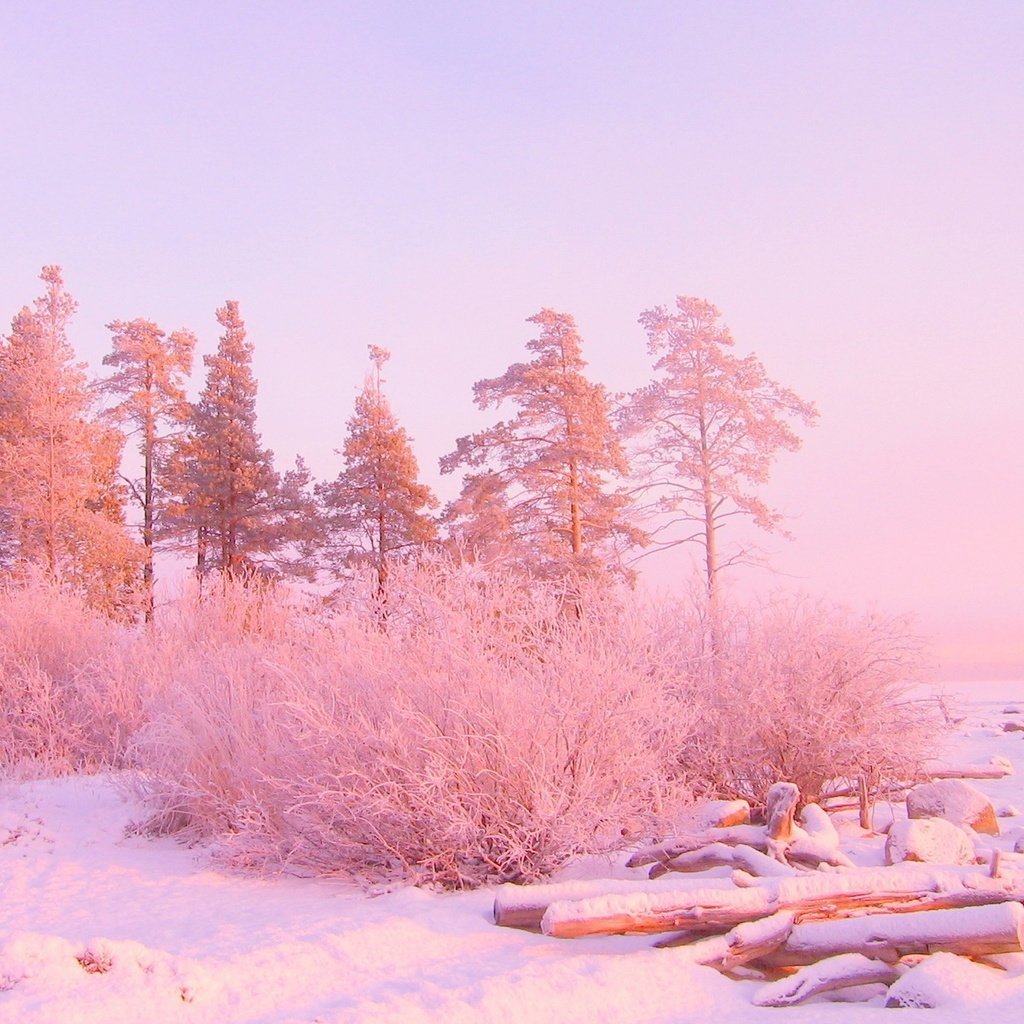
0 568 939 885
133 567 694 886
673 595 936 805
0 576 142 773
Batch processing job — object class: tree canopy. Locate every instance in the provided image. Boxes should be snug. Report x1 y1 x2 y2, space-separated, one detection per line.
623 296 818 605
441 309 642 584
317 345 437 603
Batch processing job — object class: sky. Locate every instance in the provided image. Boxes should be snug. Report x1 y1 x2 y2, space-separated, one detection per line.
1 1 1021 679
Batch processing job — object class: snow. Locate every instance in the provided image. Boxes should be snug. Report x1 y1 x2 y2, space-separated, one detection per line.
2 680 1024 1021
885 950 1024 1009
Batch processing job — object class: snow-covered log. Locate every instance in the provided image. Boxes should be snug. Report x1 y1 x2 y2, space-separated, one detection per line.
542 884 774 939
927 755 1013 780
492 875 735 931
691 799 750 829
752 953 900 1006
756 901 1024 967
625 826 769 869
654 910 798 965
539 866 1024 939
648 843 795 880
634 796 851 877
798 803 838 843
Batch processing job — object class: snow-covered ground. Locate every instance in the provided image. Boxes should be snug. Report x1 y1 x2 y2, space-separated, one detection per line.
2 680 1023 1023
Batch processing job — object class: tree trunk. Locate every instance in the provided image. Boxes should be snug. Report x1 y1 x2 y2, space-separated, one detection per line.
45 421 57 578
568 456 582 556
765 781 800 861
143 412 155 622
858 775 872 830
195 525 207 594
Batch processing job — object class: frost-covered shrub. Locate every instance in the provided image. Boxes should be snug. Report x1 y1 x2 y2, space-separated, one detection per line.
0 577 142 773
674 595 935 806
1 568 939 883
134 567 694 886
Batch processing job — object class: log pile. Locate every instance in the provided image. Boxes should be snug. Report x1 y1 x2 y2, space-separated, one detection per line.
493 780 1024 1006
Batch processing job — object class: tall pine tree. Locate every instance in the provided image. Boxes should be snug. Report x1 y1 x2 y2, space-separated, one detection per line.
441 309 642 584
623 296 818 608
101 318 196 618
317 345 437 604
165 300 317 581
0 266 140 611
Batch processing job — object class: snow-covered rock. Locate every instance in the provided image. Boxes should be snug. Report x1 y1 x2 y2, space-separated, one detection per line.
691 799 750 829
906 778 1000 836
885 951 1010 1008
884 817 975 866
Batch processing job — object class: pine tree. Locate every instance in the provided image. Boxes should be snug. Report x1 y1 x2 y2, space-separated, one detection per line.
165 300 317 581
101 318 196 618
623 296 818 607
441 309 642 584
317 345 437 604
0 266 141 611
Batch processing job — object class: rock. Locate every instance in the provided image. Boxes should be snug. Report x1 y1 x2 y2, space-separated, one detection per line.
996 802 1021 818
885 952 1008 1008
1003 720 1024 733
1015 836 1024 854
907 779 1000 836
884 817 975 866
1003 704 1024 714
691 799 750 829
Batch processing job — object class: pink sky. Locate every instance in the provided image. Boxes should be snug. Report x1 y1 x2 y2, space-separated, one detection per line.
1 3 1021 678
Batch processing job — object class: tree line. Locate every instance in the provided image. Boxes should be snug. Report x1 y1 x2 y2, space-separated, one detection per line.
0 266 817 619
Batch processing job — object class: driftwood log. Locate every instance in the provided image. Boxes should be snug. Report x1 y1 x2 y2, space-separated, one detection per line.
659 913 791 966
495 777 1023 1004
822 758 1013 804
630 785 852 879
755 902 1024 967
661 902 1024 975
752 953 901 1006
626 825 769 870
538 867 1024 940
493 876 735 932
647 842 795 880
929 757 1013 781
